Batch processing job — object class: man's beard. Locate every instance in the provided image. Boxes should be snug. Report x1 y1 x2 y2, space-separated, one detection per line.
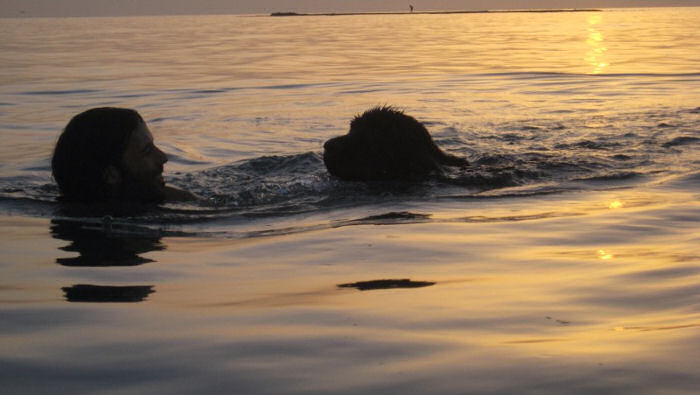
117 169 166 203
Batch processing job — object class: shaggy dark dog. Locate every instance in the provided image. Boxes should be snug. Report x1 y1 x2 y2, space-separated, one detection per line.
323 107 468 181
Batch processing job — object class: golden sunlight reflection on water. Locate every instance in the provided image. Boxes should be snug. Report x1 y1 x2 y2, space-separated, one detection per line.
585 15 609 74
598 249 614 260
609 200 625 209
1 184 698 392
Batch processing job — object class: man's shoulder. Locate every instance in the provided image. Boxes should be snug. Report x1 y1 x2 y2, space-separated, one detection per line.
164 186 199 202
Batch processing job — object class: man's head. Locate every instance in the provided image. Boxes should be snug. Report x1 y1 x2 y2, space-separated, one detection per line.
52 107 168 203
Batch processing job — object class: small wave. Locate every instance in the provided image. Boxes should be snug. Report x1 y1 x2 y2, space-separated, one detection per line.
657 122 676 128
2 124 41 131
112 92 156 99
259 82 330 90
475 71 700 79
654 171 700 191
611 154 632 161
19 89 101 96
520 125 547 131
165 153 212 166
22 164 52 172
346 211 431 225
0 195 57 217
447 168 536 189
573 171 643 182
189 88 242 94
148 115 200 123
0 175 58 206
663 136 700 148
555 140 623 150
455 212 573 223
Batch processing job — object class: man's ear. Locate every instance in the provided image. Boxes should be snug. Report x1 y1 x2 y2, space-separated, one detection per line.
103 165 122 186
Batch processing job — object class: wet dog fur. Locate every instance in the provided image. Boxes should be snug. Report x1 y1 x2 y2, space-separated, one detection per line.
323 106 468 181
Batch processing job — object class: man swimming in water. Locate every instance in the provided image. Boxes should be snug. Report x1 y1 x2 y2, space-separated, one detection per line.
52 107 196 203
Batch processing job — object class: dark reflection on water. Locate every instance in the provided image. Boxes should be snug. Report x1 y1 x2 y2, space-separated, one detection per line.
62 284 155 303
51 219 164 267
51 219 162 303
338 279 436 291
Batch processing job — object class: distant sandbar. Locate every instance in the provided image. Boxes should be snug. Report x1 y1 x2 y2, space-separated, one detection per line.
271 9 602 17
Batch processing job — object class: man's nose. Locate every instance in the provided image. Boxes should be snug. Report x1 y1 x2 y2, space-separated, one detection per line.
156 146 168 164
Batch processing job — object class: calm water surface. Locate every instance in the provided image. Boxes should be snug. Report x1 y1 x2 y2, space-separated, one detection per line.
0 8 699 393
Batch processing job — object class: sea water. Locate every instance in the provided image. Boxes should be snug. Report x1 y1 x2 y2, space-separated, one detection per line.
0 8 698 393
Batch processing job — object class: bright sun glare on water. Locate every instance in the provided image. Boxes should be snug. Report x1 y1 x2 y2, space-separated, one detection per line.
598 249 614 260
609 200 625 209
586 15 609 74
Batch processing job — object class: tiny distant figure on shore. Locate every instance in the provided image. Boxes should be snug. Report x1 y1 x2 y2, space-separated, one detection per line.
323 106 469 181
52 107 196 204
410 4 414 13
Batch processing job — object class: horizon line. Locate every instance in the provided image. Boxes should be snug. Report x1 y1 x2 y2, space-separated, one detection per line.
2 5 697 19
270 8 604 17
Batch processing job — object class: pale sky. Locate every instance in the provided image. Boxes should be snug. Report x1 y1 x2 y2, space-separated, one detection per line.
1 0 698 17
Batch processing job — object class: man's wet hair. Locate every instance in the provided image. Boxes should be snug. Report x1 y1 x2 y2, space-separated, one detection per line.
52 107 144 201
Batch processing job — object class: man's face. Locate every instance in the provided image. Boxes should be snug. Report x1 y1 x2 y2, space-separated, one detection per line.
119 121 168 202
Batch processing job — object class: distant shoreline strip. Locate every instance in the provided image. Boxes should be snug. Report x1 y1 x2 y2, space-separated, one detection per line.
271 9 602 17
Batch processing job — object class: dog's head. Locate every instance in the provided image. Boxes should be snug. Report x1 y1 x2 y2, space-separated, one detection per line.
323 107 443 181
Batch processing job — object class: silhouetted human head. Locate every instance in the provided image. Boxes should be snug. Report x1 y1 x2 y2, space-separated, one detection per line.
323 106 468 181
52 107 168 203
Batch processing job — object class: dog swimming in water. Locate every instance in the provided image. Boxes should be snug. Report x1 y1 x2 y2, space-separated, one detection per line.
323 106 469 181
